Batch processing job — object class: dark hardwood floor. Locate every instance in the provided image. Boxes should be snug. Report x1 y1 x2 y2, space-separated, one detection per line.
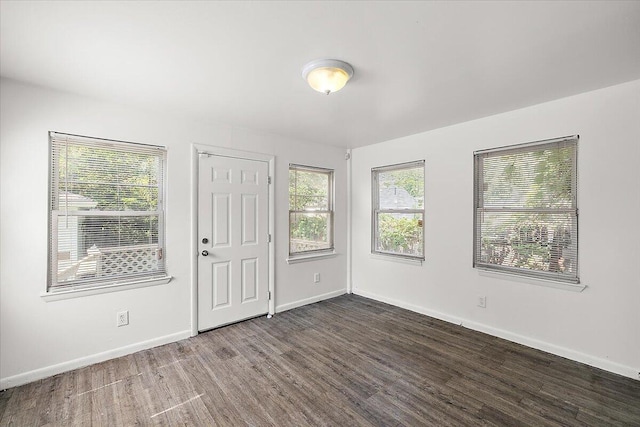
1 294 639 426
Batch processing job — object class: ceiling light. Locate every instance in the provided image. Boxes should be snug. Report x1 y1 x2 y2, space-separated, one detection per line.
302 59 354 95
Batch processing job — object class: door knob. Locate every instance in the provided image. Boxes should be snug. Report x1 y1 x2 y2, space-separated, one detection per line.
201 250 209 256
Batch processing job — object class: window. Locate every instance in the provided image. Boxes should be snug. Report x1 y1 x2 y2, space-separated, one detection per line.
48 132 168 292
372 161 425 260
474 136 578 283
289 164 334 256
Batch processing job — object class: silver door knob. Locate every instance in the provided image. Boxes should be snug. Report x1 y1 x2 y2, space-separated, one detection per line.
201 250 209 256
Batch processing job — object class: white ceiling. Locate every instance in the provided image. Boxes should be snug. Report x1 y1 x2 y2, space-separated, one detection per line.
2 1 639 148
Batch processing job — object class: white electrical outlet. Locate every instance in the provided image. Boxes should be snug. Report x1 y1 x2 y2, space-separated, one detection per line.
117 310 129 327
313 273 320 283
478 296 486 308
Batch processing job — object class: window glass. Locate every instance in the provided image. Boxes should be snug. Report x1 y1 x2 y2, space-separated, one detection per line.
474 137 578 283
289 165 334 255
49 132 167 291
372 161 425 259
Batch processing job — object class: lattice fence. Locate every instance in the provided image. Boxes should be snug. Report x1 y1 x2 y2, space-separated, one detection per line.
58 244 159 282
98 245 159 276
290 239 329 253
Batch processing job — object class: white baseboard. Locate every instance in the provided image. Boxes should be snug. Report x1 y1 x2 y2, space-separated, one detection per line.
354 289 638 381
353 289 464 326
276 289 346 313
460 320 638 380
0 330 191 390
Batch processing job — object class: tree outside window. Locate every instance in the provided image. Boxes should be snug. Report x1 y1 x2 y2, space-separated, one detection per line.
49 132 167 291
372 161 425 259
474 137 579 283
289 165 334 255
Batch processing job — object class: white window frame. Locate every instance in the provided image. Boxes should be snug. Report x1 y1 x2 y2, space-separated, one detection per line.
46 132 170 296
473 135 579 284
288 164 335 259
371 160 425 261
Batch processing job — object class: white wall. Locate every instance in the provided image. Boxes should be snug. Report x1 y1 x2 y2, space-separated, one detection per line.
2 77 637 388
0 78 348 388
351 80 640 379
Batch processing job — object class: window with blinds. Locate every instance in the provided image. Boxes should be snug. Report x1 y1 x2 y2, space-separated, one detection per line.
48 132 168 292
289 164 334 256
474 136 579 283
372 161 425 260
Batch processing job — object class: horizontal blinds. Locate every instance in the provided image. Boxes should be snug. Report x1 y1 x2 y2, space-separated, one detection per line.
372 160 425 174
474 135 577 156
50 132 164 154
474 137 578 283
49 132 167 290
289 163 334 173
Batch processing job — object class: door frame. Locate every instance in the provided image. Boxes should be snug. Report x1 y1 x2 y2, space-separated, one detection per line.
190 143 275 337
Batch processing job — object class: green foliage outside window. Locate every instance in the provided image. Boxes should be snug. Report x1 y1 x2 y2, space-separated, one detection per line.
290 214 328 241
374 164 424 257
57 144 161 252
479 143 576 276
377 214 423 256
289 167 333 253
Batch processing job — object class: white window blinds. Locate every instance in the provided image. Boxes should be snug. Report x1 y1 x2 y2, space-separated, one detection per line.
49 132 167 291
474 136 579 283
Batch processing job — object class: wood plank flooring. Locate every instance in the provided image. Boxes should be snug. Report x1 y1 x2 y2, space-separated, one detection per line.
1 294 639 426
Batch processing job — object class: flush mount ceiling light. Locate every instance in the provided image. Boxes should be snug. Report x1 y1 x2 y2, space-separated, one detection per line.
302 59 354 95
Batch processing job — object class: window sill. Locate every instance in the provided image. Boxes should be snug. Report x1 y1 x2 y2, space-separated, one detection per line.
477 269 585 292
370 253 424 266
286 251 337 264
41 275 173 302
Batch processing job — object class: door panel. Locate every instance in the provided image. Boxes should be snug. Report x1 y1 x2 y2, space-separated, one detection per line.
241 258 258 302
212 261 230 308
198 155 269 331
212 193 230 247
241 194 258 245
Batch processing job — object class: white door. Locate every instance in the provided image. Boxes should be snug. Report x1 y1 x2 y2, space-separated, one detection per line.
198 154 269 331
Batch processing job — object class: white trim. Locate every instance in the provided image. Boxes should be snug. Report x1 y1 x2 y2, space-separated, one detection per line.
286 251 337 264
193 144 274 163
370 253 423 266
353 289 463 325
461 320 638 381
268 156 276 316
275 289 346 313
478 269 586 292
190 145 199 337
346 148 353 294
191 143 276 329
353 289 638 381
0 330 191 389
41 276 172 302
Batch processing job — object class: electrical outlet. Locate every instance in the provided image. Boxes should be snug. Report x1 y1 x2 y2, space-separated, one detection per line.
313 273 320 283
117 310 129 327
478 296 486 308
